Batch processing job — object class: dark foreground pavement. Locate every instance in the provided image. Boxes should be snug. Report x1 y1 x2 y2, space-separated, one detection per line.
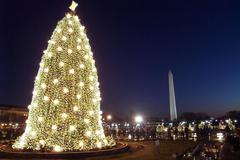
0 141 162 160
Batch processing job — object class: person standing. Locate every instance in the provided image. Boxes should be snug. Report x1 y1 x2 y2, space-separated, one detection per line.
152 127 156 140
0 129 2 141
113 128 116 137
220 136 240 160
140 128 144 140
185 126 189 140
135 128 140 141
130 129 134 140
225 124 231 136
167 126 171 140
123 128 126 139
174 127 178 140
195 124 200 140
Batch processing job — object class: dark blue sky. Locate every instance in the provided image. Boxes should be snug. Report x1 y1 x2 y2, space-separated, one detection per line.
1 0 240 119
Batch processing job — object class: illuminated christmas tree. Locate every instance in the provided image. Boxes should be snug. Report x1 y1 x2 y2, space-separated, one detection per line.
13 2 115 151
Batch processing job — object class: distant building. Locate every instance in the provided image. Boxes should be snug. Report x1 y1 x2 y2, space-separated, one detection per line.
0 105 28 127
147 117 160 123
146 117 161 127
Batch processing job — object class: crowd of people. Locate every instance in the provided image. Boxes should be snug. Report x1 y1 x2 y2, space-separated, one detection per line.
0 127 24 143
220 135 240 160
102 123 238 142
1 123 236 143
1 124 240 159
166 124 237 141
167 126 190 140
104 126 157 141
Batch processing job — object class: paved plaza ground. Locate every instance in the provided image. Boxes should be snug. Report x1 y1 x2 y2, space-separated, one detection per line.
0 140 217 160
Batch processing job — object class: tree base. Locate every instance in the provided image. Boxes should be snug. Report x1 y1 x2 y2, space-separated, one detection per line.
0 142 129 159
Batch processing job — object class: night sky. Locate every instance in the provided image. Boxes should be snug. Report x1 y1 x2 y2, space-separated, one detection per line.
1 0 240 119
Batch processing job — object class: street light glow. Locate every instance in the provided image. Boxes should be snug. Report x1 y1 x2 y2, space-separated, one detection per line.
135 116 142 123
107 115 111 120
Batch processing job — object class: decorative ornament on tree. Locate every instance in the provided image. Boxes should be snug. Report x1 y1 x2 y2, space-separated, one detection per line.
13 2 115 151
69 1 78 11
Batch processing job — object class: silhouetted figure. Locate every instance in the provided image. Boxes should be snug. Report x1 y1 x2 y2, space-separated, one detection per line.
130 129 134 140
167 126 171 140
6 130 11 140
185 127 189 140
195 124 200 140
135 128 140 141
146 127 149 140
147 127 151 140
0 129 2 141
174 127 178 139
140 128 144 140
226 124 231 136
152 127 156 140
150 127 156 140
205 126 210 140
118 128 122 137
202 126 207 140
123 128 126 138
220 136 240 160
113 129 116 137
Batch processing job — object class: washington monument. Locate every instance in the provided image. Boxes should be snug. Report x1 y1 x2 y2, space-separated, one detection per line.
168 70 177 121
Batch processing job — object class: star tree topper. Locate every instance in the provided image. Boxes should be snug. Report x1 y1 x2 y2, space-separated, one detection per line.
69 1 78 11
